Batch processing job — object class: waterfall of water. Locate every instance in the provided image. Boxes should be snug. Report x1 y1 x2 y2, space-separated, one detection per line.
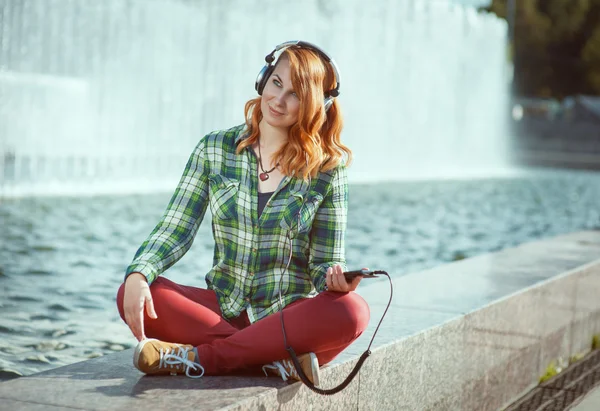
0 0 508 197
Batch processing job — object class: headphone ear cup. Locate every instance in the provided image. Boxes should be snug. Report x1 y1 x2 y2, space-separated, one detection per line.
324 96 334 112
255 65 274 95
255 65 267 94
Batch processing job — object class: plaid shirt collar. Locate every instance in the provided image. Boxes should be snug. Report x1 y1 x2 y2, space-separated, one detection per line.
234 124 251 146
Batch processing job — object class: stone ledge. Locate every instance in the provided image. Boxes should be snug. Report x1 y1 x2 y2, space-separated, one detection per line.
1 231 600 410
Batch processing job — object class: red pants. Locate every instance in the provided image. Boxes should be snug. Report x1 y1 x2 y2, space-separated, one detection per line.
116 277 370 375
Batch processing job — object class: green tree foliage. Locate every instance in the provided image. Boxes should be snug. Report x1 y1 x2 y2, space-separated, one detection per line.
483 0 600 98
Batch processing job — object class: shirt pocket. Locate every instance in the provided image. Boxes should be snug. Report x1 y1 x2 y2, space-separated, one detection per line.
280 191 324 234
208 174 240 221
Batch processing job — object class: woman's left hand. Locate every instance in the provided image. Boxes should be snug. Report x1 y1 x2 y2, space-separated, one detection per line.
326 264 362 292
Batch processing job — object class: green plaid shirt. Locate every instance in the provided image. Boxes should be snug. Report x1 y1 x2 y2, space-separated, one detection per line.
125 124 348 323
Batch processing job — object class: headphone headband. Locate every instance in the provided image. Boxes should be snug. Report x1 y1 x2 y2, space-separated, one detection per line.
255 40 341 110
266 41 341 98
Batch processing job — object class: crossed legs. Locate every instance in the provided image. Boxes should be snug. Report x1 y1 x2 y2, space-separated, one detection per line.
116 276 370 375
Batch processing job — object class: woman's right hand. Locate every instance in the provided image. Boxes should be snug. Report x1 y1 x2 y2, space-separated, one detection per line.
123 272 157 341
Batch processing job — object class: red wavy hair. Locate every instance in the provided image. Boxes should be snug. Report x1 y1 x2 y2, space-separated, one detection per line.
236 46 352 179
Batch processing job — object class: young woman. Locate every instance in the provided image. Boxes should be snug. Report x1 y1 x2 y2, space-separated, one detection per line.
116 41 370 385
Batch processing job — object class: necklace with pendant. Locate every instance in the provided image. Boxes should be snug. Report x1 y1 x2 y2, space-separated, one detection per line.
257 139 279 181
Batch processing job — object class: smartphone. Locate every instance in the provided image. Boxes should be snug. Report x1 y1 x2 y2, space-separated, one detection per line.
343 269 378 282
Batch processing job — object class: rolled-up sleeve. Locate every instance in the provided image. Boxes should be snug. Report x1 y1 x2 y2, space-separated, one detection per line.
308 165 348 291
125 138 210 284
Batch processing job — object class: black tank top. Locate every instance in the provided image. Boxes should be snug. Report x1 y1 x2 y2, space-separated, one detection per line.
257 191 274 218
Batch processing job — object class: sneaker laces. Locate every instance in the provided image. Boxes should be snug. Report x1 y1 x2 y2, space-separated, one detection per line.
262 359 298 382
159 345 205 378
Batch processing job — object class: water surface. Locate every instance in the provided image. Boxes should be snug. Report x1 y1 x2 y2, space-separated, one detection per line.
1 169 600 378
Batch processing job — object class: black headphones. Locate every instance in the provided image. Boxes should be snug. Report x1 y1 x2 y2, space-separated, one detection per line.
254 40 341 111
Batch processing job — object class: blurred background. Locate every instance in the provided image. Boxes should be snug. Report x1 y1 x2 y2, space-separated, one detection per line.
0 0 511 196
1 0 599 380
484 0 600 169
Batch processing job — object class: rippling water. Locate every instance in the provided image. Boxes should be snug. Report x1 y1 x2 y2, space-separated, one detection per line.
2 168 600 378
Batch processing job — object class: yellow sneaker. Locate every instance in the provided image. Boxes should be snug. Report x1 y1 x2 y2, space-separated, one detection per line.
133 338 204 378
262 352 320 386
